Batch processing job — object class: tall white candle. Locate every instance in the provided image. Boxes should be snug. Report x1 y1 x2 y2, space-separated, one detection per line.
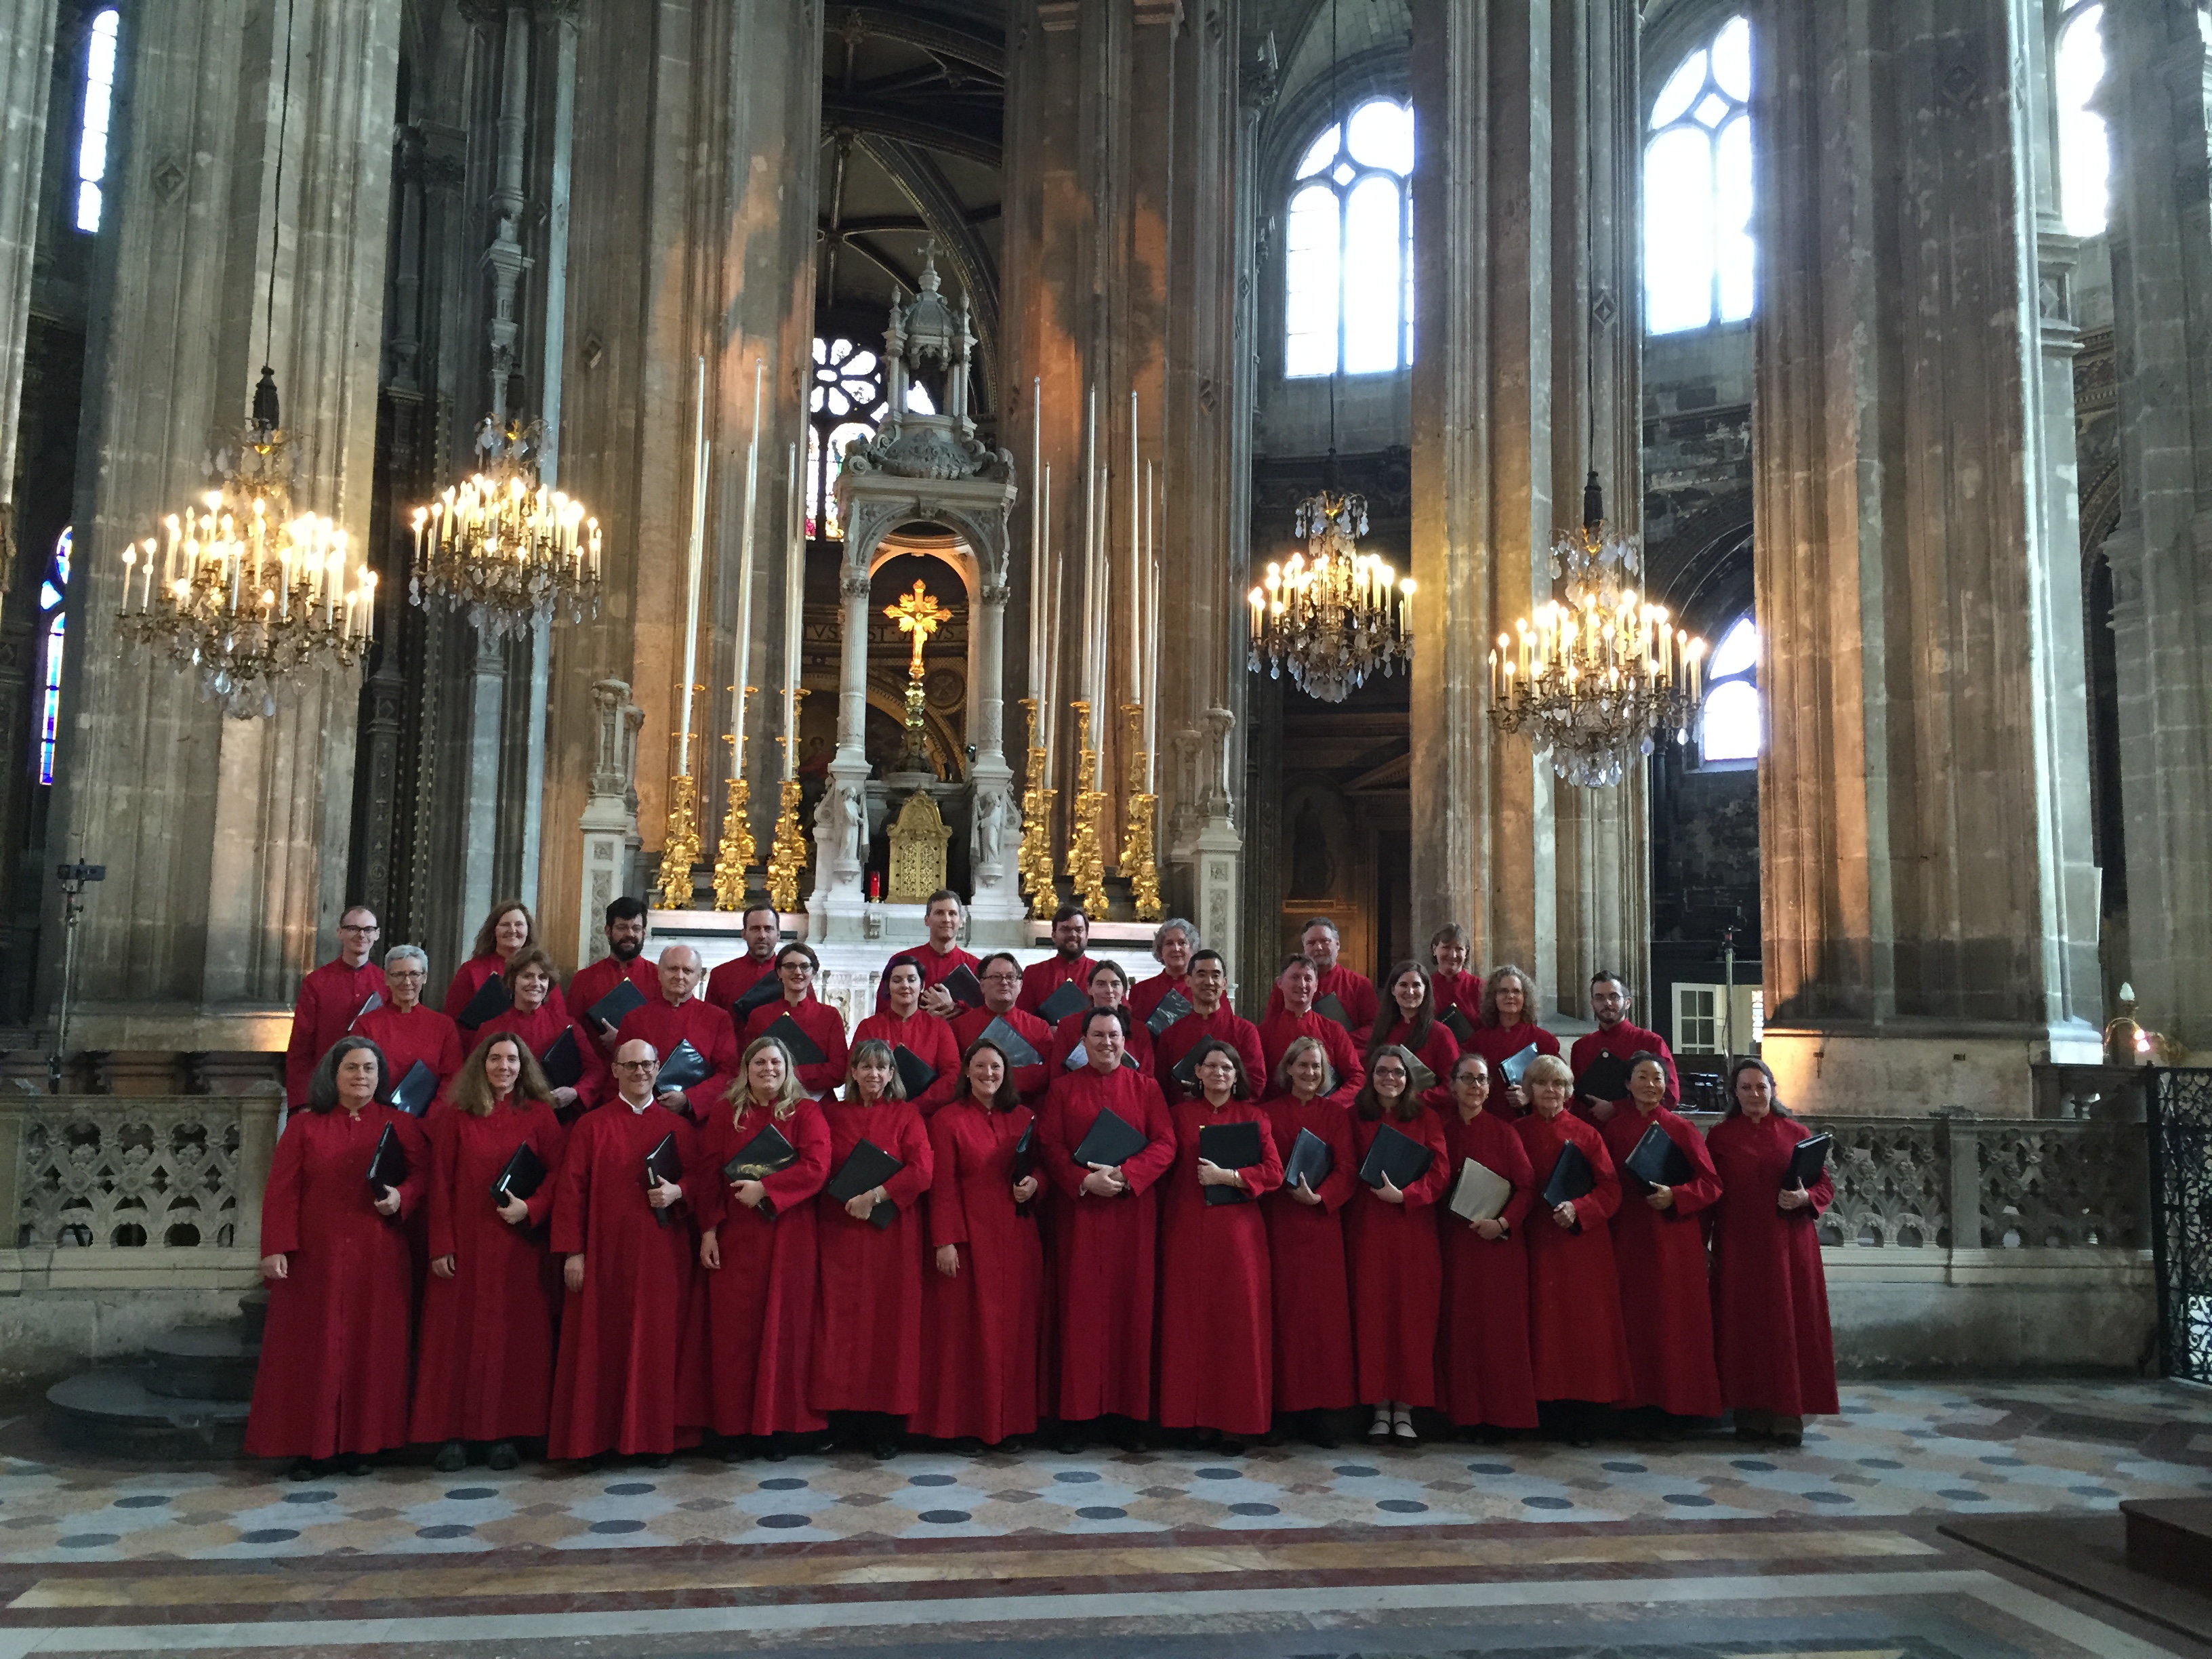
1029 378 1042 698
733 357 763 777
1041 464 1056 763
1082 384 1097 746
785 439 805 784
678 354 709 777
1128 391 1141 713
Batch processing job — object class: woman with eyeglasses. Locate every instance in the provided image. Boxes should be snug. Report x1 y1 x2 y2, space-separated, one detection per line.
1345 1047 1450 1446
740 943 851 1100
351 945 464 1109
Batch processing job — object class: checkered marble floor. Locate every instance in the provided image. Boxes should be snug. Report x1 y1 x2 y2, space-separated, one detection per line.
0 1380 2207 1563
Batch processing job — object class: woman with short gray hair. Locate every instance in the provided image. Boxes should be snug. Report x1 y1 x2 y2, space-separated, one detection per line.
352 945 466 1107
1131 918 1210 1028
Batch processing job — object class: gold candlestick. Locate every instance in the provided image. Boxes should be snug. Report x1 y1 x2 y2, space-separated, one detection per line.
1065 699 1109 918
712 737 756 912
766 776 808 914
659 771 701 909
1017 697 1058 911
1120 702 1162 921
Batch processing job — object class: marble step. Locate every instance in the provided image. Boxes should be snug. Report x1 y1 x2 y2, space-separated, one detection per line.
142 1324 259 1402
2123 1498 2212 1594
45 1368 249 1460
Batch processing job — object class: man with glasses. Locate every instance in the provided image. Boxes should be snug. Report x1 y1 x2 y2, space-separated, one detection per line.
284 906 386 1110
949 951 1053 1101
609 945 741 1120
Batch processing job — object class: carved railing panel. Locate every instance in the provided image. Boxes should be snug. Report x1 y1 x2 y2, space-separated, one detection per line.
1977 1123 2145 1250
1818 1119 1948 1250
14 1101 242 1250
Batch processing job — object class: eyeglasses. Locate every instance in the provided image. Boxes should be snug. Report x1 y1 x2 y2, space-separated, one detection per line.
338 924 379 935
612 1060 659 1072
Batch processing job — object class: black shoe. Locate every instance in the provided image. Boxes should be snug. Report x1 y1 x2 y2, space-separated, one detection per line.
1109 1419 1145 1453
1302 1413 1339 1450
486 1441 520 1471
432 1440 467 1474
641 1452 672 1469
342 1456 373 1477
288 1456 321 1482
1054 1431 1085 1456
869 1435 900 1462
1216 1436 1247 1458
764 1435 789 1463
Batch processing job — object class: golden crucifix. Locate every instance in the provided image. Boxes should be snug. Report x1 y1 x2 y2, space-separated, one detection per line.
885 579 952 682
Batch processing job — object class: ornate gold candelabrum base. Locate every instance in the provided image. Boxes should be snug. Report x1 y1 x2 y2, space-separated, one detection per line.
1065 699 1109 918
1120 703 1162 922
659 771 701 909
1016 701 1057 911
766 777 808 914
712 765 756 912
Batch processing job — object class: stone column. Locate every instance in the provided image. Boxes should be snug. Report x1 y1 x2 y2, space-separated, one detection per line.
0 0 56 581
968 576 1025 928
1748 0 2104 1113
2102 1 2212 1057
806 562 874 926
46 0 401 1048
575 678 642 966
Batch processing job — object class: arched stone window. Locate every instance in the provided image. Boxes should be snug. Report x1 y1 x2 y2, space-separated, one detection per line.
2055 3 2109 238
1284 97 1416 378
805 335 935 542
1699 614 1760 765
1644 14 1753 335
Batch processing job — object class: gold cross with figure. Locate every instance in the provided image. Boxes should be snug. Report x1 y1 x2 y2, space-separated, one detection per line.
885 579 952 680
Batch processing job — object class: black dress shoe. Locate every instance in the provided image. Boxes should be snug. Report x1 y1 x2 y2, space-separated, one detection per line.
288 1456 321 1482
1109 1420 1145 1452
486 1441 520 1471
870 1435 900 1462
1302 1415 1339 1450
342 1456 374 1477
1054 1431 1085 1456
641 1452 672 1469
764 1436 789 1462
432 1440 467 1474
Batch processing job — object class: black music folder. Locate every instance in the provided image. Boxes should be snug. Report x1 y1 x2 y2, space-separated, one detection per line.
1541 1139 1596 1210
491 1141 548 1204
643 1128 685 1227
730 971 783 1019
1498 1042 1542 1086
1576 1050 1632 1103
1197 1119 1265 1206
760 1012 825 1067
1440 1006 1477 1045
826 1137 904 1230
539 1027 584 1090
978 1015 1042 1070
1168 1044 1203 1094
892 1044 938 1101
1282 1126 1332 1193
1036 979 1088 1025
655 1038 713 1093
1786 1132 1832 1190
940 963 987 1010
366 1122 409 1193
1010 1120 1038 1183
1069 1105 1147 1170
1624 1120 1693 1191
351 990 383 1027
588 977 647 1033
722 1120 800 1183
1145 989 1193 1038
1313 992 1355 1032
455 972 511 1031
1356 1122 1434 1191
383 1059 438 1118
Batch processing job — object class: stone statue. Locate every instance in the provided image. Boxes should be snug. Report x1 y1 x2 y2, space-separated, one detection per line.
816 782 863 871
972 786 1010 876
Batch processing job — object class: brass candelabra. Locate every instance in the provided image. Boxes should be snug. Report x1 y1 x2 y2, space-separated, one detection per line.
712 738 756 911
1017 697 1058 911
1065 700 1109 918
1120 703 1162 921
659 771 700 909
766 776 808 914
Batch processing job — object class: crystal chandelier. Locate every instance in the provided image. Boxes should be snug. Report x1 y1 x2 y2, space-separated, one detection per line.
1487 474 1706 787
1247 488 1414 703
408 417 603 641
116 369 378 720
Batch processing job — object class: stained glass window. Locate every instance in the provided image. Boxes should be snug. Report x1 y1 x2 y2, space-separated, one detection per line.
75 11 120 233
1645 16 1753 335
1285 98 1416 377
37 529 70 785
806 335 935 541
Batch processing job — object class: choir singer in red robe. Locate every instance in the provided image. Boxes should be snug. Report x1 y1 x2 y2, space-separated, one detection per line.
1345 1048 1449 1443
246 1037 426 1479
616 945 742 1118
1156 1040 1280 1452
949 953 1054 1103
1261 1038 1357 1446
879 889 979 1017
1152 951 1263 1102
1467 965 1560 1114
1046 961 1155 1076
445 902 565 1033
914 1039 1043 1449
687 1037 832 1458
741 943 851 1099
1514 1054 1633 1446
1706 1058 1837 1447
546 1039 699 1465
855 959 962 1112
411 1031 568 1471
1038 1007 1175 1452
502 946 610 1115
569 897 657 1066
1428 924 1484 1029
283 907 384 1109
1436 1052 1538 1438
1368 961 1462 1107
1130 917 1215 1027
1601 1051 1722 1433
1261 917 1378 1044
1571 972 1681 1120
704 905 783 1034
1257 957 1363 1105
350 945 462 1104
1016 904 1097 1016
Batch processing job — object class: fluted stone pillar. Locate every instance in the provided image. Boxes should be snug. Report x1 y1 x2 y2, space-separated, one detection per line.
2102 1 2212 1057
46 0 401 1046
0 0 56 582
1747 0 2103 1113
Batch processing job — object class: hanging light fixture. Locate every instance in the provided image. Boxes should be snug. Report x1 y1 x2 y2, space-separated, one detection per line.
1487 472 1705 787
113 0 377 720
1247 487 1413 702
408 417 603 640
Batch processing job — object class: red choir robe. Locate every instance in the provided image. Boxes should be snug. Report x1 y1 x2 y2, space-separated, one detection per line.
1706 1111 1839 1417
1152 1008 1267 1103
1255 1010 1364 1105
704 950 780 1035
350 1002 463 1103
617 995 743 1119
741 995 851 1101
445 954 569 1031
1037 1063 1176 1421
1260 1093 1358 1412
285 958 386 1107
1571 1021 1682 1115
811 1093 935 1415
1016 953 1099 1018
1263 964 1380 1046
1436 1107 1539 1429
569 951 660 1065
1344 1107 1450 1407
1465 1021 1562 1113
500 1001 612 1112
1130 970 1227 1028
1599 1103 1723 1417
877 941 981 1011
684 1097 833 1437
546 1098 701 1459
409 1095 568 1444
913 1100 1043 1443
1155 1097 1283 1435
853 1008 963 1113
1369 1017 1462 1109
1046 1006 1155 1078
244 1104 429 1459
949 1004 1055 1103
1430 968 1486 1028
1514 1107 1635 1404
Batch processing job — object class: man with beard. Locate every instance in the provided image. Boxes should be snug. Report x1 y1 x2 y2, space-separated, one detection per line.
567 898 658 1067
1016 904 1098 1019
706 905 785 1037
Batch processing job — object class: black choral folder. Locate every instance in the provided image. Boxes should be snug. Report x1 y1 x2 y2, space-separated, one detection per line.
760 1012 826 1067
1786 1132 1832 1190
351 990 383 1027
1197 1119 1265 1206
826 1136 904 1230
1498 1042 1542 1086
539 1027 584 1090
1010 1120 1038 1182
1312 992 1355 1032
979 1015 1042 1070
722 1120 800 1183
1036 979 1088 1025
643 1128 685 1228
1168 1044 1203 1094
1069 1105 1147 1171
939 964 987 1010
366 1122 409 1193
588 977 647 1033
1576 1050 1632 1103
455 972 511 1031
491 1141 548 1204
1540 1139 1596 1210
1356 1121 1434 1191
1624 1120 1692 1190
654 1038 712 1094
730 971 783 1019
1281 1126 1332 1192
892 1044 938 1101
1145 989 1193 1038
1439 1006 1477 1045
382 1058 438 1118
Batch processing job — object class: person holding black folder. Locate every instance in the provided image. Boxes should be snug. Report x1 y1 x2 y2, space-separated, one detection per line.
1260 918 1380 1045
1464 965 1561 1114
949 953 1055 1103
546 1039 700 1465
283 906 386 1113
1705 1058 1837 1446
913 1039 1044 1449
1428 924 1485 1035
853 960 962 1113
613 945 743 1118
1436 1053 1539 1439
1599 1052 1722 1434
1513 1054 1633 1446
1367 961 1462 1110
1152 950 1265 1103
245 1038 426 1479
686 1036 833 1456
1130 917 1221 1029
1015 903 1099 1017
1345 1050 1450 1443
1570 972 1681 1122
411 1032 568 1472
1037 1006 1176 1452
876 889 981 1019
352 945 464 1113
500 946 609 1115
443 902 565 1032
1260 1038 1358 1447
569 897 659 1065
1256 956 1364 1105
811 1040 935 1459
739 943 850 1100
704 904 783 1036
1045 960 1156 1076
1154 1040 1282 1451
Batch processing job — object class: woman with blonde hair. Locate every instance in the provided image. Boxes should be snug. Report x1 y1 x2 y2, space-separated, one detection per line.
1259 1035 1357 1446
811 1038 935 1458
444 901 562 1033
1465 964 1560 1114
411 1030 567 1472
686 1036 833 1458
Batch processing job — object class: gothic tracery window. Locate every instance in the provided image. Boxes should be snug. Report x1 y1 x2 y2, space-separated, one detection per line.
1284 97 1416 378
806 335 935 542
2055 3 2109 238
74 9 119 233
1699 614 1760 765
1644 15 1753 335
